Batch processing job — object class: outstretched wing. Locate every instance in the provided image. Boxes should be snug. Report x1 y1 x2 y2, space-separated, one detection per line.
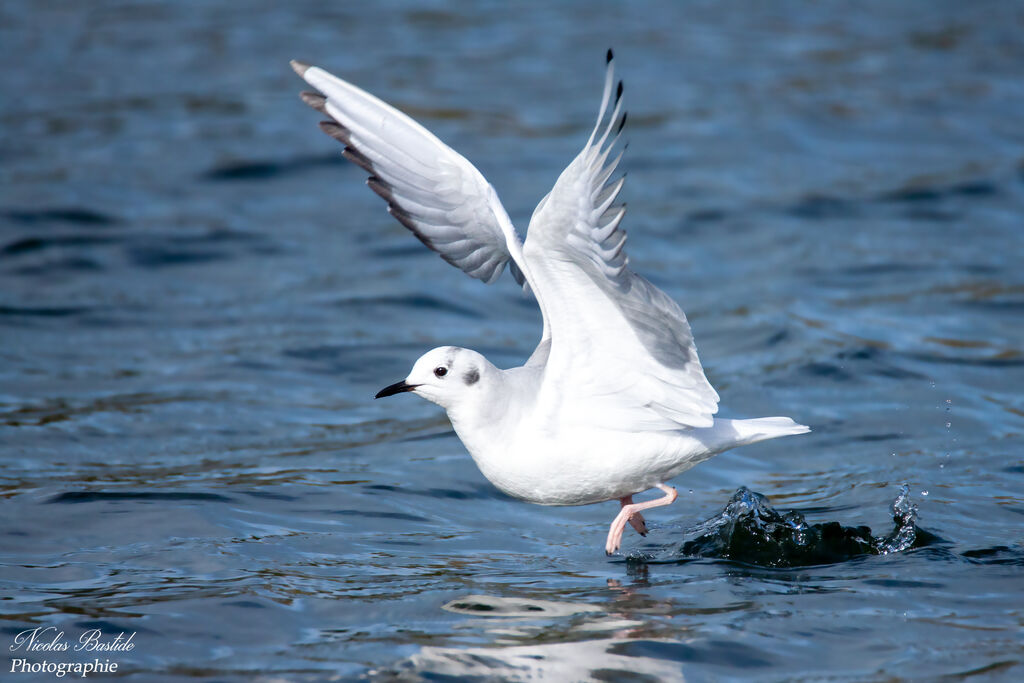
525 50 720 429
291 61 524 285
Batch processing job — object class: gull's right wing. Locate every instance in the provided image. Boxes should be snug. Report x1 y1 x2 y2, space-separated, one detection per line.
291 61 526 286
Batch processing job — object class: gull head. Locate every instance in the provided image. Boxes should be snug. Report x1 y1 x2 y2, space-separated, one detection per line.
375 346 490 411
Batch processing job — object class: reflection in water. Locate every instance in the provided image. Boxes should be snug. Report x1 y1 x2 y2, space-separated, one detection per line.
442 593 604 619
379 637 687 682
377 595 682 682
373 488 958 680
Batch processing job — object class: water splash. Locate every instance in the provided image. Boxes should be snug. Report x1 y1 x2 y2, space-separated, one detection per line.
632 485 932 567
876 484 919 555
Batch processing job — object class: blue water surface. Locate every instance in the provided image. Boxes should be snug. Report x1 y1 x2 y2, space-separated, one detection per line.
2 1 1022 680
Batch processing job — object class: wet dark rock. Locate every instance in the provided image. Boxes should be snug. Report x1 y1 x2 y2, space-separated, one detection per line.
632 486 935 567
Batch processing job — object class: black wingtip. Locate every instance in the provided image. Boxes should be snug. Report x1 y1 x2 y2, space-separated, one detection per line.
616 80 623 102
366 176 394 201
300 91 327 112
617 111 628 134
319 120 351 144
341 147 375 174
606 48 613 63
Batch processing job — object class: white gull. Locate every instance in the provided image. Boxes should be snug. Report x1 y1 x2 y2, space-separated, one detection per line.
291 51 809 554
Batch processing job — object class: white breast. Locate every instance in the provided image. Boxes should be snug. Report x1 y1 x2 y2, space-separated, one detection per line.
457 422 718 506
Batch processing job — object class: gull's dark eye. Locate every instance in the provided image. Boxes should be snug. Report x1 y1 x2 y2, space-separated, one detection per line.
434 366 448 378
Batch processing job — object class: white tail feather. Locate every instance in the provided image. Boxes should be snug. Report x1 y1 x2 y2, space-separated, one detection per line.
729 416 810 445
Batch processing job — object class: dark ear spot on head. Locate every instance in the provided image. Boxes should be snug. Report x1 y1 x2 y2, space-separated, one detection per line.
463 367 479 386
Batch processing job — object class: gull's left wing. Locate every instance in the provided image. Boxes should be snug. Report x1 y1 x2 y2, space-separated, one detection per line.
291 61 527 286
524 51 720 430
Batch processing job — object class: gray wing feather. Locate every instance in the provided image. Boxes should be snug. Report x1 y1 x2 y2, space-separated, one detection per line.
293 61 522 285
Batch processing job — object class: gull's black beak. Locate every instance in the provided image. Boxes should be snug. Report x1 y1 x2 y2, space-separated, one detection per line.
375 380 418 399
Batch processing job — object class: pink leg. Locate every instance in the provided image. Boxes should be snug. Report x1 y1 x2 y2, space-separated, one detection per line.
605 484 678 555
619 495 649 536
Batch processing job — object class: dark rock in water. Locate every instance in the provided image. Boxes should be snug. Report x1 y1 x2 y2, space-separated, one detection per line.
632 485 935 567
